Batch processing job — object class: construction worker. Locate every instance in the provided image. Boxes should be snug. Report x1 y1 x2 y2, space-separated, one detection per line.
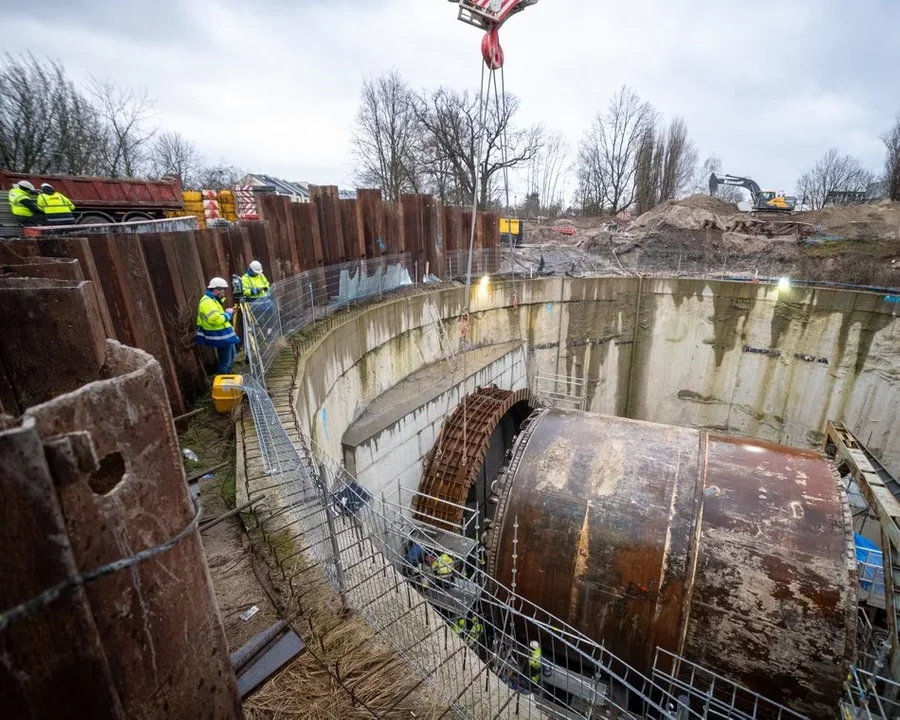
37 183 75 225
240 260 276 336
8 180 43 226
241 260 270 299
453 617 469 637
465 616 483 648
431 552 455 590
196 277 240 375
528 640 542 687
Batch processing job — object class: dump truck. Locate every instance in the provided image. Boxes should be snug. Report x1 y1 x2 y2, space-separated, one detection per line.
0 171 238 235
0 170 185 226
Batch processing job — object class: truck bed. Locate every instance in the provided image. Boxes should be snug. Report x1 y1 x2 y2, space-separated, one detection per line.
0 171 183 211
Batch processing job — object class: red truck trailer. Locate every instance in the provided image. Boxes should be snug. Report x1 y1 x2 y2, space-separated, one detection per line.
0 171 184 225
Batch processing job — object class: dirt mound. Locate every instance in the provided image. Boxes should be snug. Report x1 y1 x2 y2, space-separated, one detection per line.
629 195 739 233
799 201 900 240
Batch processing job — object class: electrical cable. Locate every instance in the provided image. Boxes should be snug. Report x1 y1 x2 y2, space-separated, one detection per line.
0 495 203 632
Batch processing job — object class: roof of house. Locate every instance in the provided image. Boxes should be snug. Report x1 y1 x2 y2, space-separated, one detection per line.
243 173 310 198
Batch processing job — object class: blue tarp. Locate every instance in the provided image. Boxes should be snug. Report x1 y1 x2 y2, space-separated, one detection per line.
854 533 884 592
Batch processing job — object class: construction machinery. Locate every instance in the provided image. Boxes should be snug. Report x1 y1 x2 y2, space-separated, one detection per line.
709 173 797 213
498 217 522 246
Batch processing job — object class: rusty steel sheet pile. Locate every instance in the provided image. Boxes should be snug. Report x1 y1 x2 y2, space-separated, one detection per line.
484 408 856 719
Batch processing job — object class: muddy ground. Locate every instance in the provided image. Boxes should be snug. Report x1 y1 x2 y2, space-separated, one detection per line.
518 195 900 288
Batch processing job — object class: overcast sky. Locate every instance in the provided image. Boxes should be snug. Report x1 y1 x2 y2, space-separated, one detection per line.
3 0 898 200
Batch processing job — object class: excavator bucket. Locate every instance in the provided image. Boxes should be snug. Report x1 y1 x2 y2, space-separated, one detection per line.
709 173 719 197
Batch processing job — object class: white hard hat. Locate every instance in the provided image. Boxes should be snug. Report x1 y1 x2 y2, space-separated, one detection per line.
529 641 539 650
17 180 36 192
207 277 229 289
249 260 263 274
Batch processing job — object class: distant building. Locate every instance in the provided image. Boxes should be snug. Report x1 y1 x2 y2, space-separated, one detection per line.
237 173 310 203
338 189 357 200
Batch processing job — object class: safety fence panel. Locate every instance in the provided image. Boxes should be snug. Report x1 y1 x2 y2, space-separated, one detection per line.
243 253 413 381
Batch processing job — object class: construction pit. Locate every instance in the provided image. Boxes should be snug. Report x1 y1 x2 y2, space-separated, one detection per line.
234 274 900 719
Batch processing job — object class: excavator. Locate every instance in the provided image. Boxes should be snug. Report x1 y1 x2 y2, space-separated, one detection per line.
709 173 797 214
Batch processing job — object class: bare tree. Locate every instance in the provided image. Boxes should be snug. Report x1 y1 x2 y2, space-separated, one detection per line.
0 53 105 174
795 148 875 210
149 130 203 188
634 117 700 214
687 155 743 203
351 70 422 202
883 115 900 201
195 163 245 191
415 87 542 209
89 77 157 178
577 86 658 214
525 131 568 216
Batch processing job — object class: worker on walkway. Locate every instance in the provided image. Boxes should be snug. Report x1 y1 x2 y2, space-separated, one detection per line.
8 180 43 226
196 277 240 375
37 183 75 225
431 552 455 590
240 260 276 337
528 640 543 688
241 260 270 299
465 616 483 648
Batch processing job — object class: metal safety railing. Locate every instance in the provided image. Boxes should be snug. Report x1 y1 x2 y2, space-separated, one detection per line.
241 253 414 382
237 259 821 719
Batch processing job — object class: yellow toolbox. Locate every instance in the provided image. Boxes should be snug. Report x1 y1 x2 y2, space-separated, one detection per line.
212 374 243 414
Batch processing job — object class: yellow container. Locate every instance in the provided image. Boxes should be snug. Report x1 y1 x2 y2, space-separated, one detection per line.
183 190 203 202
212 374 243 413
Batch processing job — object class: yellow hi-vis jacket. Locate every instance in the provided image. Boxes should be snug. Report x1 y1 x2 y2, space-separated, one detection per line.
37 191 75 217
9 186 38 217
241 271 270 298
432 553 454 576
195 292 240 348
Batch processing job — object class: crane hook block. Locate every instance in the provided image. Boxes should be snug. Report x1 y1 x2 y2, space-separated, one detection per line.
481 26 504 69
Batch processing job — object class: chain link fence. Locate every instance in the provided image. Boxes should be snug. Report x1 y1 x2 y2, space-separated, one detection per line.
235 258 826 719
242 253 414 382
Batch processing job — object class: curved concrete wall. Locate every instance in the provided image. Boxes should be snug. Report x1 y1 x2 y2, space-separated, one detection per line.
291 277 900 475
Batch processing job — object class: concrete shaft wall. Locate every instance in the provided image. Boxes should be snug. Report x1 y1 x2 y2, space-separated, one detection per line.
342 345 527 506
291 278 900 475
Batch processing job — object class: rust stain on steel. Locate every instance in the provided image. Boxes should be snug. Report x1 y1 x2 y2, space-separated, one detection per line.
21 340 242 718
0 417 126 718
416 387 531 526
0 278 108 410
489 409 854 719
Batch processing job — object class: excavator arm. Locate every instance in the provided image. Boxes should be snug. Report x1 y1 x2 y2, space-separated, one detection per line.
709 173 763 198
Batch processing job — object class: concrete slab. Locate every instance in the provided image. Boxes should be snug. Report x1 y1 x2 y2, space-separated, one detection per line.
342 341 523 449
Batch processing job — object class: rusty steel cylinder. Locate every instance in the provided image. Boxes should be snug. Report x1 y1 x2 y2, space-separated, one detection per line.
487 408 855 718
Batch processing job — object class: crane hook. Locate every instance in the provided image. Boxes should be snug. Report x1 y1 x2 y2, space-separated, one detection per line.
481 26 504 69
